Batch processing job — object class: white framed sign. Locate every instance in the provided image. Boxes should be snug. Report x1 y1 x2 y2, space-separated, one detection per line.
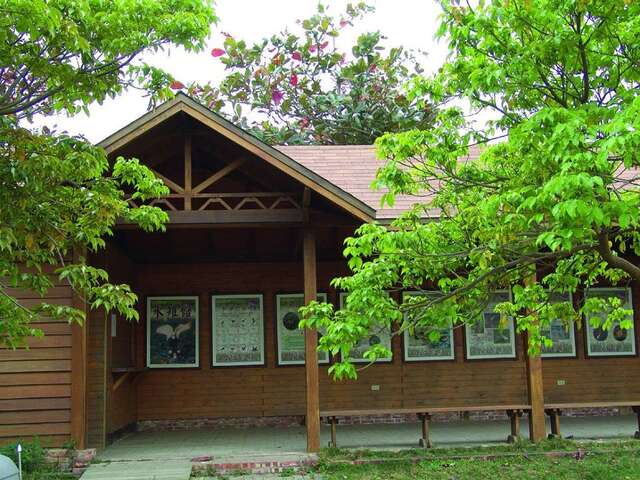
212 294 264 366
276 293 329 365
402 291 454 361
585 288 636 357
147 296 199 368
541 292 576 358
465 291 516 360
339 293 392 363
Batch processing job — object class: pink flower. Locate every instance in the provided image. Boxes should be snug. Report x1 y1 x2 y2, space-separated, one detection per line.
290 73 298 87
292 51 302 61
308 44 317 53
299 117 309 129
320 41 329 50
369 63 377 72
272 89 284 105
169 81 185 90
339 19 349 28
211 48 225 57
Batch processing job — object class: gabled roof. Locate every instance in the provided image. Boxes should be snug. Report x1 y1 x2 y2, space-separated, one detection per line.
278 145 483 220
97 93 376 223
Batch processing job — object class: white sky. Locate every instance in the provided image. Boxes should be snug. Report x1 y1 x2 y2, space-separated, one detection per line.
32 0 448 143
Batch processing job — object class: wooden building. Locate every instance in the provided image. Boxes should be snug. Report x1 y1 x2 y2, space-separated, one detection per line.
1 94 639 452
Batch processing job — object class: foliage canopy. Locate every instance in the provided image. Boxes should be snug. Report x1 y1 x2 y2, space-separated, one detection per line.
0 0 216 346
302 0 640 379
182 2 435 145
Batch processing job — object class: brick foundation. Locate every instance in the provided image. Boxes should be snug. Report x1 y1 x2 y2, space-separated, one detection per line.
136 407 631 432
46 448 97 476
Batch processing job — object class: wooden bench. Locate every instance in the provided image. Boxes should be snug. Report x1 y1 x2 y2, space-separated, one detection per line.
321 405 531 448
544 402 640 440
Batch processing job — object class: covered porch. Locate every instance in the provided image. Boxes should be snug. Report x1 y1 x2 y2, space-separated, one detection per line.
75 94 640 455
98 415 638 460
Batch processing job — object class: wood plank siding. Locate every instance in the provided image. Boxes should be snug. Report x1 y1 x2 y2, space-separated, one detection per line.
132 261 530 423
0 279 74 447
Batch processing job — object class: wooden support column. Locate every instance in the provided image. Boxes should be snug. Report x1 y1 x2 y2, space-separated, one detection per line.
303 226 320 453
184 136 192 210
525 274 546 442
526 345 546 442
70 249 87 449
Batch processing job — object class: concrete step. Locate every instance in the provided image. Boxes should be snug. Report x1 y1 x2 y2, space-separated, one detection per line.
80 459 192 480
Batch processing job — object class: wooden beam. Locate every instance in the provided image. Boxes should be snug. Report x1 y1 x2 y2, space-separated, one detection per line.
184 136 192 210
524 275 546 442
303 228 320 453
70 249 87 449
150 168 184 194
192 158 245 194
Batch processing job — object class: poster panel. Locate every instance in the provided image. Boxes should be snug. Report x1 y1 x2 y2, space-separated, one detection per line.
402 291 454 361
147 296 199 368
339 292 392 363
585 288 636 357
465 291 516 359
212 294 264 366
276 293 329 365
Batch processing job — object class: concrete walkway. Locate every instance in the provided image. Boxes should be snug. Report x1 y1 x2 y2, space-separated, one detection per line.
98 414 638 462
81 459 192 480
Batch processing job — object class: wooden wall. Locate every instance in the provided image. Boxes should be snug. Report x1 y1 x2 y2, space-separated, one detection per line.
0 278 74 447
542 282 640 403
132 261 530 422
86 242 139 447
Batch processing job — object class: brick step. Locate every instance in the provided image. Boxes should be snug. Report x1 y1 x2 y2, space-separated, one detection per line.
191 453 318 475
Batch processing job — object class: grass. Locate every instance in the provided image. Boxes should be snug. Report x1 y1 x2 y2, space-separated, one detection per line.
314 439 640 479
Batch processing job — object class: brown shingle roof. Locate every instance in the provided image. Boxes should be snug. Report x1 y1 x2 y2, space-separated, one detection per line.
277 145 483 220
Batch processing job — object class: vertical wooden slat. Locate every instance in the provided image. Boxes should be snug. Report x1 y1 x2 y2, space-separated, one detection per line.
184 136 192 211
70 249 87 449
303 228 320 453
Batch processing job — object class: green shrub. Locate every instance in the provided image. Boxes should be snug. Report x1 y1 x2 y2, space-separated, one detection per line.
0 438 46 473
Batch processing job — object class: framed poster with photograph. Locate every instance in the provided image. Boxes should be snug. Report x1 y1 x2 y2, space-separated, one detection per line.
585 288 636 357
339 293 392 363
402 291 454 361
465 291 516 359
147 296 199 368
541 292 576 358
212 294 264 366
276 293 329 365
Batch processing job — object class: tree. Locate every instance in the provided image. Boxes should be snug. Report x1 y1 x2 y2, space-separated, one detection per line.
0 0 216 347
302 0 640 379
182 2 434 145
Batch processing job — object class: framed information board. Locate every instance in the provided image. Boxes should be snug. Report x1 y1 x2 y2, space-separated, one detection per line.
541 292 576 358
403 291 454 361
212 294 264 366
276 293 329 365
147 296 199 368
465 291 516 360
339 292 392 363
585 288 636 357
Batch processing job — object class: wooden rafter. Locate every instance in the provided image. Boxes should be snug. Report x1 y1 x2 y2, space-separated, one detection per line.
150 168 184 194
192 158 245 194
184 136 192 210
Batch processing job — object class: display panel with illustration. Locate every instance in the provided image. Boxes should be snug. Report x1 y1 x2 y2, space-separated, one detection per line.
402 291 454 361
212 294 264 366
465 291 516 359
540 293 576 358
147 296 199 368
339 293 392 363
585 288 636 357
276 293 329 365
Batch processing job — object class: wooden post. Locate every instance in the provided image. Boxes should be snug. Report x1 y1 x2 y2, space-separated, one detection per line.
524 273 546 442
303 227 321 453
70 249 87 449
418 413 431 448
184 136 192 211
